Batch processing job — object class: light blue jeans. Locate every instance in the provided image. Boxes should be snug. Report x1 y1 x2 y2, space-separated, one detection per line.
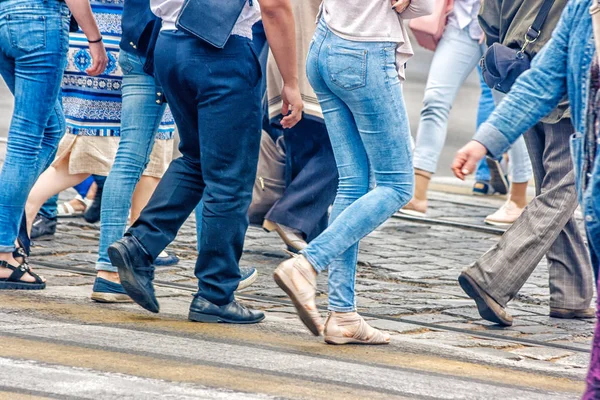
474 67 495 182
96 50 168 272
302 20 414 312
0 0 69 251
413 25 532 183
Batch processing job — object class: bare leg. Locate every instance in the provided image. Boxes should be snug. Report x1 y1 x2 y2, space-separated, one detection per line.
130 175 160 223
25 154 89 236
509 181 529 208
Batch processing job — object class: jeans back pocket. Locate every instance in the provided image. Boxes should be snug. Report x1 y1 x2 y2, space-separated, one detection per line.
327 47 367 91
7 14 46 54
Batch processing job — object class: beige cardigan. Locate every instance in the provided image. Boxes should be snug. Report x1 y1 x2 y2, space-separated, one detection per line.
266 0 323 120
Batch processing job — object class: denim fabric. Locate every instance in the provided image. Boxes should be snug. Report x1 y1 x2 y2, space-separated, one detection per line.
475 67 495 182
96 50 167 272
413 25 486 174
472 0 594 175
301 20 414 312
129 30 262 306
490 91 532 183
0 0 70 252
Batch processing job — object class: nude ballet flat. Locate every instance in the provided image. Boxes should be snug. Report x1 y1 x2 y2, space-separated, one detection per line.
273 255 324 336
324 312 390 345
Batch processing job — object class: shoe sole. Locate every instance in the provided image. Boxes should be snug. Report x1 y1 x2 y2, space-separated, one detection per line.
188 310 265 324
273 268 321 336
236 269 258 291
484 219 514 227
31 234 55 242
398 209 426 218
91 292 134 303
108 243 159 313
0 281 45 290
486 158 509 195
458 274 512 326
324 336 390 345
549 310 595 319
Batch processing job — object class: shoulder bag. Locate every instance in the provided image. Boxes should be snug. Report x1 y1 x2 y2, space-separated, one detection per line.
176 0 248 48
480 0 555 93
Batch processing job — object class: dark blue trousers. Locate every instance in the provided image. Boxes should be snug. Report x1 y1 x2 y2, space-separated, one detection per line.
266 117 338 241
128 30 262 306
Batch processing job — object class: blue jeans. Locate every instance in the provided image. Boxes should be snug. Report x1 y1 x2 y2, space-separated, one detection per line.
413 26 533 183
96 50 168 272
0 0 69 251
302 20 414 312
129 30 262 305
474 67 495 182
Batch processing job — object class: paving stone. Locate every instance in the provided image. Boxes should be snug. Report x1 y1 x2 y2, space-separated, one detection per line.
511 347 574 361
402 313 464 324
554 352 591 369
465 347 523 362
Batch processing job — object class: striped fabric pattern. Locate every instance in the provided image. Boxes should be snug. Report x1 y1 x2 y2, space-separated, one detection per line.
62 0 175 139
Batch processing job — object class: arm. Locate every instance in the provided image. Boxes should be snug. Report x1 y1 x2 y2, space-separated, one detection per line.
64 0 108 76
452 1 574 179
398 0 435 19
260 0 303 129
391 0 434 19
478 0 501 46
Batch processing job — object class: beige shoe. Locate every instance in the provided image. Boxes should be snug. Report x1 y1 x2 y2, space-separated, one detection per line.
263 220 307 252
550 307 596 319
399 198 427 217
273 255 324 335
324 312 390 345
484 200 524 226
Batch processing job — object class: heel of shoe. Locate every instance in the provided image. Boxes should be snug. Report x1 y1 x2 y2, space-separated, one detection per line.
262 219 276 233
189 311 221 323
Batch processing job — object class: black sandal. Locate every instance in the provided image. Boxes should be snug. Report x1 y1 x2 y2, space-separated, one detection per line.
0 260 45 290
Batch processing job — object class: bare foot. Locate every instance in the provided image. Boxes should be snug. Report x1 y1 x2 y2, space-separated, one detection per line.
0 254 45 283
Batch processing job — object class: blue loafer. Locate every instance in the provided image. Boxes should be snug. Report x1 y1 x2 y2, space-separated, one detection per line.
236 267 257 291
91 277 133 303
153 251 180 267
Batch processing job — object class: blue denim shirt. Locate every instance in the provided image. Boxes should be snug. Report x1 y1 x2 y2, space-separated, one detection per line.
474 0 595 188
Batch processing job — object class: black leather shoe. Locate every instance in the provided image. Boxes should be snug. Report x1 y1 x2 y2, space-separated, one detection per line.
189 295 265 324
108 235 158 313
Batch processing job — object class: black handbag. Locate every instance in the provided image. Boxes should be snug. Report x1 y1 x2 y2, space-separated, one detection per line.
480 0 555 93
176 0 248 49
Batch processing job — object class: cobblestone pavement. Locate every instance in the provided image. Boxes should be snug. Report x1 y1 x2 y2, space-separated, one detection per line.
25 189 594 381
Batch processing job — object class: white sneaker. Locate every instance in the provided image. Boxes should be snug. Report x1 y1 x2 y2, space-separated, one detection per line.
484 201 525 227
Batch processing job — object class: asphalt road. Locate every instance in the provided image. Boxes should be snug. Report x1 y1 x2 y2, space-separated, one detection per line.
0 41 481 177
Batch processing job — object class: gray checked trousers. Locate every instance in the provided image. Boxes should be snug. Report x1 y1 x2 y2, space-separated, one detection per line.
466 118 594 310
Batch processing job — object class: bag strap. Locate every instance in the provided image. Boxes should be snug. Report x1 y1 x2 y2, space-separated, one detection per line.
520 0 555 52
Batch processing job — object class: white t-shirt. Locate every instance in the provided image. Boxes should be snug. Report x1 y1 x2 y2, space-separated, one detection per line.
447 0 483 40
318 0 434 80
150 0 261 39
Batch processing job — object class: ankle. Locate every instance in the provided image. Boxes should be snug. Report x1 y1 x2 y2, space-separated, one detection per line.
97 271 120 283
297 254 318 277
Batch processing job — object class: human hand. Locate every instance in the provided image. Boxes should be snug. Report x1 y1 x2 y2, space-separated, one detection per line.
391 0 411 13
451 141 488 180
86 41 108 76
280 83 304 129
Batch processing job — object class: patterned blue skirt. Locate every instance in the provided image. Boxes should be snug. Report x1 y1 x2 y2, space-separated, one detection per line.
61 0 174 140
